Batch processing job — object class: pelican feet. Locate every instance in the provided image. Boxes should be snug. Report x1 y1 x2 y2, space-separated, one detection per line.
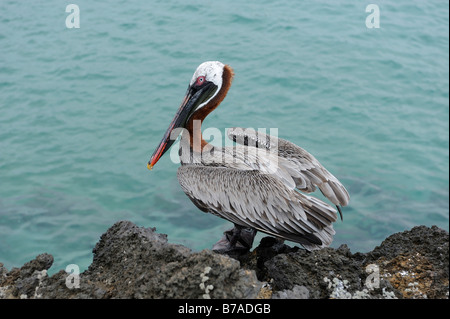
212 224 257 256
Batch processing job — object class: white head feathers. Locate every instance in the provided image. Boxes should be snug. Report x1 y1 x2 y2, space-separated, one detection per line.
190 61 224 88
188 61 225 110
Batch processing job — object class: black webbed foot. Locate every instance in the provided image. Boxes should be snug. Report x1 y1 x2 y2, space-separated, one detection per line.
212 224 257 256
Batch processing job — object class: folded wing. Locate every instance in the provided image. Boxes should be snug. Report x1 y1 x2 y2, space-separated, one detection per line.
227 127 350 209
177 165 338 250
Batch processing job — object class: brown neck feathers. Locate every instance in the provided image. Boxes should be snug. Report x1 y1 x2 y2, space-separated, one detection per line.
187 65 234 151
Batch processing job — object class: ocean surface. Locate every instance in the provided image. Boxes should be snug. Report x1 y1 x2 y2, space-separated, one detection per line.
0 0 448 274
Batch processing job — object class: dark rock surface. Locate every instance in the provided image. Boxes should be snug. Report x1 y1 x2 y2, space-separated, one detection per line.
0 221 448 299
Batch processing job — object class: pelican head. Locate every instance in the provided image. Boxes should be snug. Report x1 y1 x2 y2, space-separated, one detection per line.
148 61 232 169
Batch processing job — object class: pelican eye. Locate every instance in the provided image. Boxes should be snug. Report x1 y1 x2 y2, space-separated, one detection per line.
196 76 206 86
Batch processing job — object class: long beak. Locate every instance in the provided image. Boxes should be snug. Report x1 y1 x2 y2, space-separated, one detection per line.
147 88 193 170
147 82 217 170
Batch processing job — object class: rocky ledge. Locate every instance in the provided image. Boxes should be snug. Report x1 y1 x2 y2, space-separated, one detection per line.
0 221 448 299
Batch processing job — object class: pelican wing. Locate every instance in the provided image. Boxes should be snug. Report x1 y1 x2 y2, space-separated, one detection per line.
177 164 339 250
227 127 350 208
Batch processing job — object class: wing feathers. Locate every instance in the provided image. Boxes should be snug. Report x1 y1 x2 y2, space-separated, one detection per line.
227 127 350 208
178 165 338 249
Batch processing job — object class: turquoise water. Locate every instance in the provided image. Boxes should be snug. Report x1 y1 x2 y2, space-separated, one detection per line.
0 0 448 274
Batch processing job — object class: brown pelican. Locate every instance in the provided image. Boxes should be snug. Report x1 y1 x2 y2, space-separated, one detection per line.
148 61 349 253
